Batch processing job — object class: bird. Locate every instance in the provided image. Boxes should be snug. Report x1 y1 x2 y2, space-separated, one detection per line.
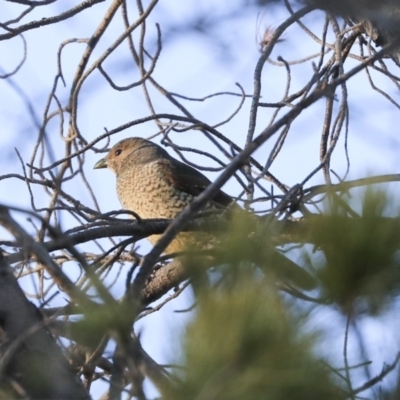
94 137 316 290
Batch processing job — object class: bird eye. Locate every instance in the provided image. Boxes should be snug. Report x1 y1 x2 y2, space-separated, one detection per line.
115 149 122 156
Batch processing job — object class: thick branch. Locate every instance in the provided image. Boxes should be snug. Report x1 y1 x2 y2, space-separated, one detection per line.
0 253 89 399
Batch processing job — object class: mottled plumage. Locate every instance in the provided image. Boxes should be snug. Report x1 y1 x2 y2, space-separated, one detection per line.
94 137 316 290
93 137 231 253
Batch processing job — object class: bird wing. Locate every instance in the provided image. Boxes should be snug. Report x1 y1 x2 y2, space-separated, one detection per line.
157 158 233 208
156 159 316 290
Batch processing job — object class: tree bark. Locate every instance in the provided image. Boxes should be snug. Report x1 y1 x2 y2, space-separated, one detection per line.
0 253 89 399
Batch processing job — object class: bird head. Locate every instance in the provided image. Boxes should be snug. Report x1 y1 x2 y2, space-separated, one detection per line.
94 137 168 174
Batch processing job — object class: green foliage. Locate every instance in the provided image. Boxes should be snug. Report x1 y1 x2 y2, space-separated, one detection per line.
312 188 400 314
70 302 132 348
189 210 316 290
165 269 342 400
167 187 400 399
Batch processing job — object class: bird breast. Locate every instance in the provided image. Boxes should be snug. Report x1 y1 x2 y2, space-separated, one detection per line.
116 161 195 220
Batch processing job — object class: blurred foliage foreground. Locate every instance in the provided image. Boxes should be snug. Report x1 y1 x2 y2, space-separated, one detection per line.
163 188 400 400
1 188 400 399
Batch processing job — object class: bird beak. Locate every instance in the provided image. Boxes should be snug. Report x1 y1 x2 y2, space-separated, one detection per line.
93 158 108 169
